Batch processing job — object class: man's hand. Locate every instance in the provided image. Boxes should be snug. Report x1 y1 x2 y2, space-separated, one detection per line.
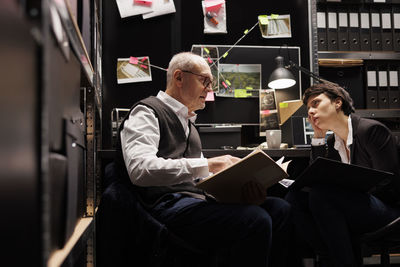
241 181 267 205
207 155 241 174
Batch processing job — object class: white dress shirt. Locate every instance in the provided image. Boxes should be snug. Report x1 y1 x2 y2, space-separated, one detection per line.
120 91 209 186
311 115 353 164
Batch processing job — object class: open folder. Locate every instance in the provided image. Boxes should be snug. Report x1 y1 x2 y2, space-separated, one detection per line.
290 157 394 193
195 149 289 203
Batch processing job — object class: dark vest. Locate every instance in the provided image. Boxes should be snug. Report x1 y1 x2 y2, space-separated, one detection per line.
115 96 208 208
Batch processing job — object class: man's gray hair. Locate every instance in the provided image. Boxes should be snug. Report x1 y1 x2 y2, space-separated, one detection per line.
166 52 207 86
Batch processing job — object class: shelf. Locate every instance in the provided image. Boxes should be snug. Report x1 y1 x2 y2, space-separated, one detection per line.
318 51 400 61
47 217 94 267
355 109 400 118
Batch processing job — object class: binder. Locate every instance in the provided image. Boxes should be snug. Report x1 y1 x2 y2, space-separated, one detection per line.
360 7 371 51
381 7 393 51
370 7 382 51
349 10 361 51
337 8 349 51
378 66 390 108
389 66 400 108
317 9 328 51
366 65 379 108
393 6 400 51
291 157 394 193
327 10 339 51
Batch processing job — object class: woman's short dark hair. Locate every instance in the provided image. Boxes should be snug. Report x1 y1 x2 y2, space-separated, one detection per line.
303 82 355 115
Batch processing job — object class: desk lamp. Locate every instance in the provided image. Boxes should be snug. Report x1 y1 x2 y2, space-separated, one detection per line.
268 55 335 89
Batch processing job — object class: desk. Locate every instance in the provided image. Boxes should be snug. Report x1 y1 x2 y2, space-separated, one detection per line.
202 148 310 158
99 148 311 160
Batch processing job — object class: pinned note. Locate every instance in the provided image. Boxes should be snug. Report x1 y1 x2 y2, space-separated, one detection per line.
225 80 231 86
222 52 228 58
134 0 152 6
204 0 224 13
279 102 289 108
234 89 252 98
244 29 249 34
258 15 269 25
129 57 139 65
221 81 228 88
205 91 215 101
203 47 210 54
270 14 279 19
261 110 271 115
140 64 148 69
207 57 213 64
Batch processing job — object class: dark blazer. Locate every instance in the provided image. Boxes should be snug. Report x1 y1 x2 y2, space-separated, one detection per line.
311 114 400 205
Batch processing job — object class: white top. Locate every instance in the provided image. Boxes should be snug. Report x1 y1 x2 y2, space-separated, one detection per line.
311 115 353 164
120 91 209 186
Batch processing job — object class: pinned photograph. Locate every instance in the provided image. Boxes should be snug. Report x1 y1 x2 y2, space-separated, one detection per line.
117 56 152 84
217 64 261 98
260 89 279 136
258 14 292 39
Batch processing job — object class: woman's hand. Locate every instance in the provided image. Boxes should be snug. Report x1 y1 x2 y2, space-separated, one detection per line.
308 115 327 138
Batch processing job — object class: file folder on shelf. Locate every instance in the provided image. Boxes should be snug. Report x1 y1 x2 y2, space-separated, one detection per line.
370 7 382 51
338 7 349 51
360 8 371 51
381 7 393 51
327 9 339 51
378 66 390 109
317 8 328 51
366 65 379 108
349 11 361 51
389 66 400 108
393 6 400 51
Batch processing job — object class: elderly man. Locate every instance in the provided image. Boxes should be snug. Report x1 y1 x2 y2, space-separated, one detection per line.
115 52 291 266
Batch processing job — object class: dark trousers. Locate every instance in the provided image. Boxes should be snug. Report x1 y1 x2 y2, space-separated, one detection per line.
150 194 291 267
285 185 400 267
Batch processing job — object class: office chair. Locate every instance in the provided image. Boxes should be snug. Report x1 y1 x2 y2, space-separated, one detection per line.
361 216 400 267
360 142 400 267
96 162 217 267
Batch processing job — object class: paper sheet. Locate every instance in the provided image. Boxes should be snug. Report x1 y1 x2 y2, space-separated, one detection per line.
142 0 176 19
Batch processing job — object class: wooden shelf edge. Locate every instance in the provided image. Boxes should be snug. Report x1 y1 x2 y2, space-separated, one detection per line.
47 217 93 267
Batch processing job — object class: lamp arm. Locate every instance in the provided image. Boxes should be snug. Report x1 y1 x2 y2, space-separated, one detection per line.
287 61 335 86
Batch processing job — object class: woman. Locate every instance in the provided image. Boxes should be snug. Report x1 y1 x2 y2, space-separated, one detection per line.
286 82 400 267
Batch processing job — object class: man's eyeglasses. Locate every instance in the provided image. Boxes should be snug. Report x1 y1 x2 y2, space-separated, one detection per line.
181 70 216 89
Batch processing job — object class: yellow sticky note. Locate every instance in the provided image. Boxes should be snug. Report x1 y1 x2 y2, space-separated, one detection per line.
223 52 228 58
279 102 289 108
244 29 249 34
258 15 269 25
226 80 231 86
270 14 279 19
245 86 253 90
234 89 251 98
204 47 210 54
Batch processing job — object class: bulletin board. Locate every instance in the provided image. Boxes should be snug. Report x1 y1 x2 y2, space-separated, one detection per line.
192 44 302 125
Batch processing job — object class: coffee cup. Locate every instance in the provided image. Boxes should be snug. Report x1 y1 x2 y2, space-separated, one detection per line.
266 130 281 149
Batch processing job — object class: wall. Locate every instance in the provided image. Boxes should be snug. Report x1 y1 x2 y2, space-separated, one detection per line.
102 0 311 149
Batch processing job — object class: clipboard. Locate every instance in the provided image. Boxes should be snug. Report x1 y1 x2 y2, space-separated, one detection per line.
290 157 394 193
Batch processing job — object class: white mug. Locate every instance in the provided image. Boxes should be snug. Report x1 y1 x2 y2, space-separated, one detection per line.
266 130 281 149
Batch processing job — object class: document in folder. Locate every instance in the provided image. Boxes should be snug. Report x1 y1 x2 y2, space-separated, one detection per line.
290 157 394 193
196 149 289 203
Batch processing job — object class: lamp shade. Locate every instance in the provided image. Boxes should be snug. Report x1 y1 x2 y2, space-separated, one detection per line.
268 56 296 89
